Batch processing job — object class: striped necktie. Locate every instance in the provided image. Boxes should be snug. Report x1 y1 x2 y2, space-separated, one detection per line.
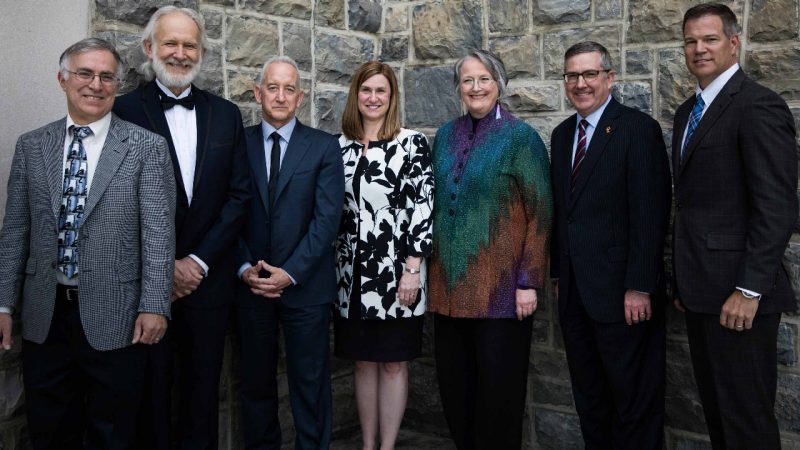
681 93 705 161
571 119 589 191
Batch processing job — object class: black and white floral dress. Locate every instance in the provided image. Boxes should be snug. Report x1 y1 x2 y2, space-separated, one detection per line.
334 128 434 362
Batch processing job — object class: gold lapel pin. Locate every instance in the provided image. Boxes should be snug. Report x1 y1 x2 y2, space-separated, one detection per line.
605 126 612 134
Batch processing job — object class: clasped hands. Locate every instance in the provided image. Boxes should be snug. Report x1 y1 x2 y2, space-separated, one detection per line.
242 260 292 298
172 256 204 301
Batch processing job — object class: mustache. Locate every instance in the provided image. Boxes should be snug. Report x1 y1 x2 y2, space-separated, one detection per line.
162 57 195 68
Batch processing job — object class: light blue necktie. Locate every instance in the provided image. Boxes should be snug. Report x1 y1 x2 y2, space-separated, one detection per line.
681 93 705 161
58 126 92 278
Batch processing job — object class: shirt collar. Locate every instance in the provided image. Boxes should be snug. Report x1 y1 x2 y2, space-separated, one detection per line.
261 117 297 144
155 78 192 99
66 112 112 141
577 94 612 129
695 63 739 105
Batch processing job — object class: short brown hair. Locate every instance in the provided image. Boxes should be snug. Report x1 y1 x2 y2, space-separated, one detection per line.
341 61 401 141
683 3 740 37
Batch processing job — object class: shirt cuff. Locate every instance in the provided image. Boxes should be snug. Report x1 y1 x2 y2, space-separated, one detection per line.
189 254 208 276
238 263 252 279
0 307 13 314
285 271 297 285
736 287 761 299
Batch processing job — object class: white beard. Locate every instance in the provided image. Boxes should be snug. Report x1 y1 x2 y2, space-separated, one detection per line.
151 51 202 90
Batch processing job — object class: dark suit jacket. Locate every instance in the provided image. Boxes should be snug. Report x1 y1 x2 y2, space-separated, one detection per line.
113 81 250 308
672 69 797 315
550 98 672 323
238 120 345 308
0 115 176 350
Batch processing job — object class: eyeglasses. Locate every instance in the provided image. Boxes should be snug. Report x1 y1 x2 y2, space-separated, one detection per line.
461 76 495 89
64 69 119 85
563 70 612 84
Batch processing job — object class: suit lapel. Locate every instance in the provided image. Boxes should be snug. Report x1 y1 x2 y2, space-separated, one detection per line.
82 115 130 221
679 69 744 168
245 124 270 214
570 98 621 207
192 86 211 198
44 120 67 220
273 121 312 203
140 82 188 201
558 115 577 208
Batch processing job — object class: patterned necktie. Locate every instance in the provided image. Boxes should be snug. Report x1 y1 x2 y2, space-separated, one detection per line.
681 93 705 161
571 119 589 191
268 131 281 205
58 126 92 278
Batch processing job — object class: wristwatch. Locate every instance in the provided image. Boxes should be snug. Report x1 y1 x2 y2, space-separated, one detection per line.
739 289 761 301
404 266 420 274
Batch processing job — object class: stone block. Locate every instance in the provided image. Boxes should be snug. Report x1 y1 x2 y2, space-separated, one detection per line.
628 0 743 44
195 43 224 96
596 0 622 19
530 348 571 379
412 0 482 60
784 242 800 311
489 35 541 80
202 7 224 40
777 372 800 433
626 49 652 75
384 4 408 32
533 0 590 25
95 30 147 94
315 89 348 134
407 360 449 433
283 23 312 72
316 0 345 28
532 317 550 344
228 70 257 103
746 47 800 100
612 81 652 115
489 0 528 33
226 15 279 67
95 0 199 26
749 0 799 42
533 408 583 449
778 322 797 367
404 66 462 128
315 33 374 85
523 115 573 153
241 0 311 20
665 341 707 434
543 26 621 79
331 371 359 433
0 367 23 421
669 434 712 450
657 47 694 123
531 378 574 408
380 36 408 62
505 82 560 113
349 0 382 32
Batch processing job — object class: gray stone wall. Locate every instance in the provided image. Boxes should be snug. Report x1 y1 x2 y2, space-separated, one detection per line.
1 0 799 448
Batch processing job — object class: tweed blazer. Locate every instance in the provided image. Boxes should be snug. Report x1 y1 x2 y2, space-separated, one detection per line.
0 115 176 351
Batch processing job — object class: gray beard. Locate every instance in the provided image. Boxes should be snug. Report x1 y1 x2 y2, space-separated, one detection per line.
152 55 202 90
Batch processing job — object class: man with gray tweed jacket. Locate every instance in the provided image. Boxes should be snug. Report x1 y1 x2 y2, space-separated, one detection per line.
0 38 176 449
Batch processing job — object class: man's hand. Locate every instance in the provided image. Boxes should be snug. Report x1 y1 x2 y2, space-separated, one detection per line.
132 313 167 345
515 289 538 320
173 257 204 300
673 298 686 312
624 290 651 325
720 290 759 331
242 261 285 299
0 313 12 350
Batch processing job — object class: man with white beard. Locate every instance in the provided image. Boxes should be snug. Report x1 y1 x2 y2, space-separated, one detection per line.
113 6 250 450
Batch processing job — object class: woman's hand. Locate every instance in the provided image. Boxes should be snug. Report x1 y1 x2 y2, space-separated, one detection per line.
515 288 538 320
398 257 422 306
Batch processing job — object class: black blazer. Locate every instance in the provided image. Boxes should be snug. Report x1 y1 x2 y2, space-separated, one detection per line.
113 81 250 308
550 98 671 323
671 69 797 315
237 121 345 309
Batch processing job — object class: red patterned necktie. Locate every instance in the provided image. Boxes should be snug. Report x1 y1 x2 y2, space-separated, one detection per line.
571 119 589 191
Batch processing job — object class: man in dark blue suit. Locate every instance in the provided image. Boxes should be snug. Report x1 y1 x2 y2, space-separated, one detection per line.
236 56 344 450
112 6 250 450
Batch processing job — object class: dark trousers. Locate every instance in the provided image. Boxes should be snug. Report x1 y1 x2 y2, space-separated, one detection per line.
560 274 665 450
685 310 782 450
433 313 533 450
136 303 230 450
22 285 146 450
236 300 332 450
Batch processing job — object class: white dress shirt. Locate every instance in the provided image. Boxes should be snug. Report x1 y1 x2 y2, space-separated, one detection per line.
571 94 613 165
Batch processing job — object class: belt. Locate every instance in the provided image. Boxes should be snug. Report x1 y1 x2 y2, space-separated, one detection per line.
57 284 79 302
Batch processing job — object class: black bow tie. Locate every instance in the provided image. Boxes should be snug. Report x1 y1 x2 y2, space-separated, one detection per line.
160 92 195 110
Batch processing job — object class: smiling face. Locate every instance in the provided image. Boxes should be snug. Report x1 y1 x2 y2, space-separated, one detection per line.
458 57 499 119
254 61 304 129
144 11 203 93
683 14 739 89
564 51 614 118
58 49 119 125
357 74 391 126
